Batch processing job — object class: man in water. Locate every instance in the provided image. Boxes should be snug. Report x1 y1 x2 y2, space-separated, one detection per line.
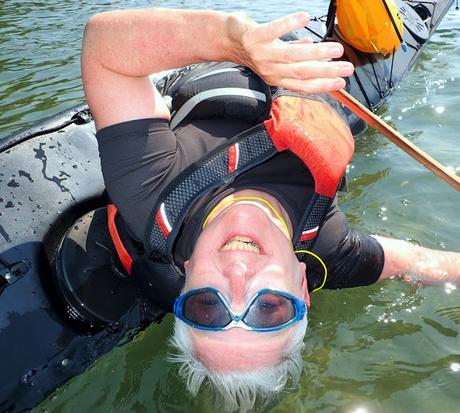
81 8 460 411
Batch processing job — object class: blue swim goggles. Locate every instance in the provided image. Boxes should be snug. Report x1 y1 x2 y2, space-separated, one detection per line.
174 287 307 332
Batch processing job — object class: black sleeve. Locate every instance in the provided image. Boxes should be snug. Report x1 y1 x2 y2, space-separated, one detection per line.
305 198 385 290
96 118 180 241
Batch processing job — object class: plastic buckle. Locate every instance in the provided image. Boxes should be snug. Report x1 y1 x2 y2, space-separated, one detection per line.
0 260 29 294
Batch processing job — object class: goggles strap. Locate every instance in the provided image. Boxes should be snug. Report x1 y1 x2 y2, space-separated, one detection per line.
294 249 328 293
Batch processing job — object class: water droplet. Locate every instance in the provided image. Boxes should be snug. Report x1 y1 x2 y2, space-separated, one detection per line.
21 369 36 386
7 179 19 188
377 212 387 221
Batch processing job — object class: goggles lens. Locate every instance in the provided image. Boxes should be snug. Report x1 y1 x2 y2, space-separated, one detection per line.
183 290 232 328
243 291 295 328
176 288 305 331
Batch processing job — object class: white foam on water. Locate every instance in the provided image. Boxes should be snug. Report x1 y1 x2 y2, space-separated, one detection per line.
351 408 368 413
444 283 457 294
449 363 460 373
435 106 445 114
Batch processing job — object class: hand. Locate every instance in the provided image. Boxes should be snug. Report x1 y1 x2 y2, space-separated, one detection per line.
228 12 354 94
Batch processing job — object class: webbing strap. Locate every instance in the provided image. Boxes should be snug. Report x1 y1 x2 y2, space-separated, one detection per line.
170 87 267 129
107 204 133 275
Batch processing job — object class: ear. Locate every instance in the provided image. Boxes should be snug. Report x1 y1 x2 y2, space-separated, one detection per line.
184 260 190 272
298 262 310 307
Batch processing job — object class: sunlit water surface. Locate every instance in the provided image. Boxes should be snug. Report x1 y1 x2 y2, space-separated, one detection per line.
1 0 459 412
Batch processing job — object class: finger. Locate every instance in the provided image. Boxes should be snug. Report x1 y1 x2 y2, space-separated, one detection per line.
253 12 310 42
280 60 354 80
286 37 314 45
278 77 347 95
272 41 345 64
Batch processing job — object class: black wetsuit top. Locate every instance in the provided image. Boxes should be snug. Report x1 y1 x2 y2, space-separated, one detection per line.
97 117 384 290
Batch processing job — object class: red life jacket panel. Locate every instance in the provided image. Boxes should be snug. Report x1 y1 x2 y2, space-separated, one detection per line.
265 95 354 198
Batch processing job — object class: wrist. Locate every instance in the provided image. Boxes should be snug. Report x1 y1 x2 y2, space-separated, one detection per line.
224 12 255 67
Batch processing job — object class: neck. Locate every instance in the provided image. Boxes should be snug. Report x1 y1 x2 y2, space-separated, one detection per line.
203 189 293 239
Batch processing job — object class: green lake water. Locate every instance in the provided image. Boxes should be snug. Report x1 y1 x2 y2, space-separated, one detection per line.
1 0 459 412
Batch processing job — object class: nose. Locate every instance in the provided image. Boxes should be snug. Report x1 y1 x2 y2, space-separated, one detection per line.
223 261 255 308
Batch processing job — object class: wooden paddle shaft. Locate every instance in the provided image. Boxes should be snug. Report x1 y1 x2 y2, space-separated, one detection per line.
331 88 460 192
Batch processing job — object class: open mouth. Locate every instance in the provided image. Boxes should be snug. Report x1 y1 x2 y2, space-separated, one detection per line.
220 236 261 254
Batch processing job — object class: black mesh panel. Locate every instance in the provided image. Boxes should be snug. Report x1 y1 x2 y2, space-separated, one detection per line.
295 194 331 256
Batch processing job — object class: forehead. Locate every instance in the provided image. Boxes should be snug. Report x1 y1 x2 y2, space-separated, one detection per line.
190 326 293 372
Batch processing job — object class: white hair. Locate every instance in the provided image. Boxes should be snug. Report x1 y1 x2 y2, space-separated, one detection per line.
168 317 308 413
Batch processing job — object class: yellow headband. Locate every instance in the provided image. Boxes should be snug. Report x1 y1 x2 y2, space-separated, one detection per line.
202 195 291 239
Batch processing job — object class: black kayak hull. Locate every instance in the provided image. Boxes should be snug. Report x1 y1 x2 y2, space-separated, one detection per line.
0 1 454 411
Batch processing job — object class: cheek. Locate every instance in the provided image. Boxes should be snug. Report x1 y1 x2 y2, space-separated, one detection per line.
184 254 222 290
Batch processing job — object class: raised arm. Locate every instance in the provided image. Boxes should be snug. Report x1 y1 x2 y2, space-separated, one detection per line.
375 236 460 284
81 8 354 130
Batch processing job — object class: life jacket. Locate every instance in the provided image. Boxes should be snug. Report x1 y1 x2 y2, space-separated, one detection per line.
107 63 355 312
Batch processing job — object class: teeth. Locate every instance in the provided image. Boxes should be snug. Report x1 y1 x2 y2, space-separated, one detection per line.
221 236 261 254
